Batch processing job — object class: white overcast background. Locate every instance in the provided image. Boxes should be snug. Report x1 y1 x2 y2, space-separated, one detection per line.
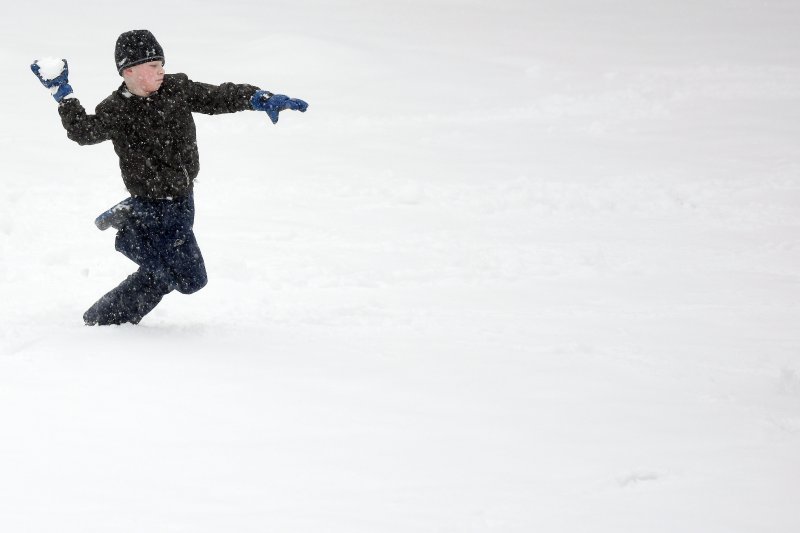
1 1 799 532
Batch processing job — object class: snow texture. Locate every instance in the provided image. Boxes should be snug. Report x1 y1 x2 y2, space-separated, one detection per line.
2 1 800 532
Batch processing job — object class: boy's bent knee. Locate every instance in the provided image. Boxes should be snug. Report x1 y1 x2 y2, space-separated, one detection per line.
176 270 207 294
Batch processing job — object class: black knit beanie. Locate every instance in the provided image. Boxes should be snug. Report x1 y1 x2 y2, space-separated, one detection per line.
115 30 164 75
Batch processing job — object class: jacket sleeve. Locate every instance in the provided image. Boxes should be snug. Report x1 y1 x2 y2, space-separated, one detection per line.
57 98 112 146
184 75 260 115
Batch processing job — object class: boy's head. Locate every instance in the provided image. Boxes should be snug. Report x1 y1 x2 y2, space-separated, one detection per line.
115 30 164 75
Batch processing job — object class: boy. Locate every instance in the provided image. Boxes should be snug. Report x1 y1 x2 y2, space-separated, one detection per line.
31 29 308 326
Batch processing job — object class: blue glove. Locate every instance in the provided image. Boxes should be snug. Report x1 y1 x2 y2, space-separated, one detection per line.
31 59 74 102
251 90 308 124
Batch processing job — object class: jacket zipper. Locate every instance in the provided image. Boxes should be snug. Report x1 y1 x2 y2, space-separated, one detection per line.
178 154 190 187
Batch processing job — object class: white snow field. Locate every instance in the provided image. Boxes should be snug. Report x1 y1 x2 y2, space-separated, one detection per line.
2 1 800 531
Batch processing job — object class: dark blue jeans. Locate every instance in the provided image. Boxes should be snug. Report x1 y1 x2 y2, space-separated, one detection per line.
84 194 207 325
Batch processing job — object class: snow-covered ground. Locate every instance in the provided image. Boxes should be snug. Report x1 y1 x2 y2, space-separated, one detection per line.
2 1 800 531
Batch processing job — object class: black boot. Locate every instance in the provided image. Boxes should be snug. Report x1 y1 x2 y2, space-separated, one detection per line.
84 269 172 326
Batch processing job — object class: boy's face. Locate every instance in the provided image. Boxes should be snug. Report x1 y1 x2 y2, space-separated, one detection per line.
122 60 165 96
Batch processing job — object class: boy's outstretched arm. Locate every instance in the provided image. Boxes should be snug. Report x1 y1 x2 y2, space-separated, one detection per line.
31 58 111 146
184 75 307 123
185 76 262 115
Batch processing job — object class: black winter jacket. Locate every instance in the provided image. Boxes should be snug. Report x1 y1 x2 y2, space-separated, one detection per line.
58 73 260 199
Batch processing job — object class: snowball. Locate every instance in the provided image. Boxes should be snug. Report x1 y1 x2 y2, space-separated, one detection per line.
35 57 66 81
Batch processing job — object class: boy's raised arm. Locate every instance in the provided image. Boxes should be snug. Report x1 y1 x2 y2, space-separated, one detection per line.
31 58 74 102
31 58 111 145
57 99 112 146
